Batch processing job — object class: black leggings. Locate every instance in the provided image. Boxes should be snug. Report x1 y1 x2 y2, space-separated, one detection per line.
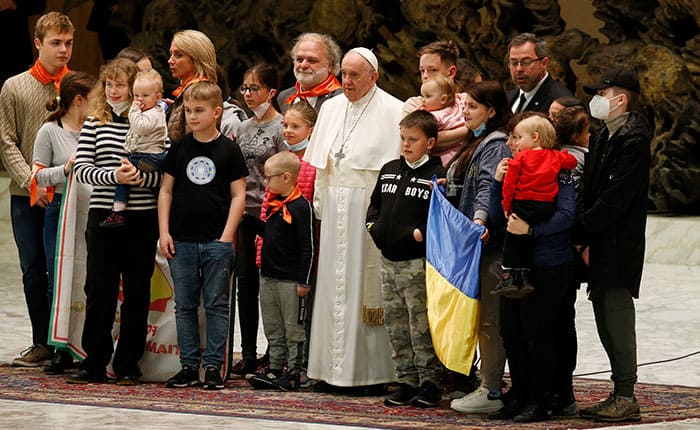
235 221 260 361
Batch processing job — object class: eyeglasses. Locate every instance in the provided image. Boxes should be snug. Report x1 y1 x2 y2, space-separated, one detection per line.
263 172 285 182
239 84 262 94
508 57 544 68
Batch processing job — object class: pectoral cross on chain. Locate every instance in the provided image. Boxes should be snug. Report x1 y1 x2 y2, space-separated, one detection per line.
334 148 346 167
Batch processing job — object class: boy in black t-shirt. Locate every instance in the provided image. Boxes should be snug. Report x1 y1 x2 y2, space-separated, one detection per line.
366 110 445 408
158 82 248 390
245 151 314 392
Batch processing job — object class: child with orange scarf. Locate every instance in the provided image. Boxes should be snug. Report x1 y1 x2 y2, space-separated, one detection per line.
244 151 314 392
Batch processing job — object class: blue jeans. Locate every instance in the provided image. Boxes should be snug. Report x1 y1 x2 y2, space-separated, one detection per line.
114 152 166 204
10 195 49 346
43 194 62 317
169 240 234 368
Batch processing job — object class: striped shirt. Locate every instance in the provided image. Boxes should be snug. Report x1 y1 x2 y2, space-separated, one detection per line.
74 115 160 210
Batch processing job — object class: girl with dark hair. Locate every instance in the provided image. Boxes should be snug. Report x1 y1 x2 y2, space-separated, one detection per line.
230 62 285 377
31 70 97 374
554 106 589 192
449 80 512 415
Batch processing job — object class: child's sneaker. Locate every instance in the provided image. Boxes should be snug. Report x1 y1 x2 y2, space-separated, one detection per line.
165 364 200 388
272 372 300 392
504 270 534 299
299 368 313 388
229 358 258 379
100 211 126 229
412 381 442 408
249 369 282 389
384 383 418 406
491 270 517 296
202 366 225 390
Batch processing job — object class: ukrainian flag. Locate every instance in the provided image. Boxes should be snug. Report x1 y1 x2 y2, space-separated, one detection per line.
426 180 484 375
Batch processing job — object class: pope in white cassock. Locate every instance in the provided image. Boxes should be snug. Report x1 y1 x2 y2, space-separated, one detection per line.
304 48 403 387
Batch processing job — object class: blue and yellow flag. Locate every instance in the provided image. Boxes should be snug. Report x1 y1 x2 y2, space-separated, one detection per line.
426 180 484 375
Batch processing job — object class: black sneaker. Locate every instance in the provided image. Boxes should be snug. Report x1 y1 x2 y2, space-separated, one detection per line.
66 369 106 384
229 358 258 379
487 392 525 420
100 211 126 228
203 366 225 390
412 381 442 408
165 365 200 388
513 403 551 423
116 374 140 386
272 372 300 392
550 392 578 417
249 369 282 390
384 383 418 406
43 349 74 374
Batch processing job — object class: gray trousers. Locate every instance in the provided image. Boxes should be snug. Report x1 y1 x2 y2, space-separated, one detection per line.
260 276 306 373
590 287 638 397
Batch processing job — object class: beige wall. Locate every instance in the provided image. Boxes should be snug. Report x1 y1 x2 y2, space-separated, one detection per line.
559 0 607 42
42 0 103 76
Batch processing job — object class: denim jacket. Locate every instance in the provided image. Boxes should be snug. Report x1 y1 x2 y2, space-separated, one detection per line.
457 130 510 226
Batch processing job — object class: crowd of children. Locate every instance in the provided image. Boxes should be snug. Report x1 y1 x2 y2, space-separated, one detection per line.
0 12 650 425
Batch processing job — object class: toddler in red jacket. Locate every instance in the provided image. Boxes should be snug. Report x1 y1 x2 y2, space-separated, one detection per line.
494 115 577 296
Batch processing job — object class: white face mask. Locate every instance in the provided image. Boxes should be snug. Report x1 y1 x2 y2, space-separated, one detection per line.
589 94 621 120
251 101 271 119
107 99 131 115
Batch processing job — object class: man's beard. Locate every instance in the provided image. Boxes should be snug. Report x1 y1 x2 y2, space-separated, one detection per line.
294 68 328 90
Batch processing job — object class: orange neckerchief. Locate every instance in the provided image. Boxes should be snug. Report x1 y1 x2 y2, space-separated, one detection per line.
266 185 303 224
172 76 208 98
284 74 341 105
29 60 69 92
29 164 56 207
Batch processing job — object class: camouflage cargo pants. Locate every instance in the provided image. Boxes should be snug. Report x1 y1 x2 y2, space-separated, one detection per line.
381 257 443 387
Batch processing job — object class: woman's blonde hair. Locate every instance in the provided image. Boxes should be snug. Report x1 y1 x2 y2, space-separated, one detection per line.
89 58 139 124
171 30 218 84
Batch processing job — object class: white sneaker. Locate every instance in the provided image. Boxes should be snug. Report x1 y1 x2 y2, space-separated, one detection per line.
450 386 503 413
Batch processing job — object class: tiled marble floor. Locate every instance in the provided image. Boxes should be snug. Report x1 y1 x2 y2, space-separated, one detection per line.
0 212 698 429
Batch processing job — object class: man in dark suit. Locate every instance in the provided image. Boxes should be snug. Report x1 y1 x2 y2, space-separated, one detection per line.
506 33 573 114
277 32 343 114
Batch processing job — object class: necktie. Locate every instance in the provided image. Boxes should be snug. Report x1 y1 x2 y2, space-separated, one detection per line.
516 93 528 113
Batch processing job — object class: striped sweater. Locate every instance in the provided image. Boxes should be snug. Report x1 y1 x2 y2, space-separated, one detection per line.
0 71 58 196
74 115 160 210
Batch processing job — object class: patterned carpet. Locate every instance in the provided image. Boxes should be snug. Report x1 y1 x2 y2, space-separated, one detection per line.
1 365 698 429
